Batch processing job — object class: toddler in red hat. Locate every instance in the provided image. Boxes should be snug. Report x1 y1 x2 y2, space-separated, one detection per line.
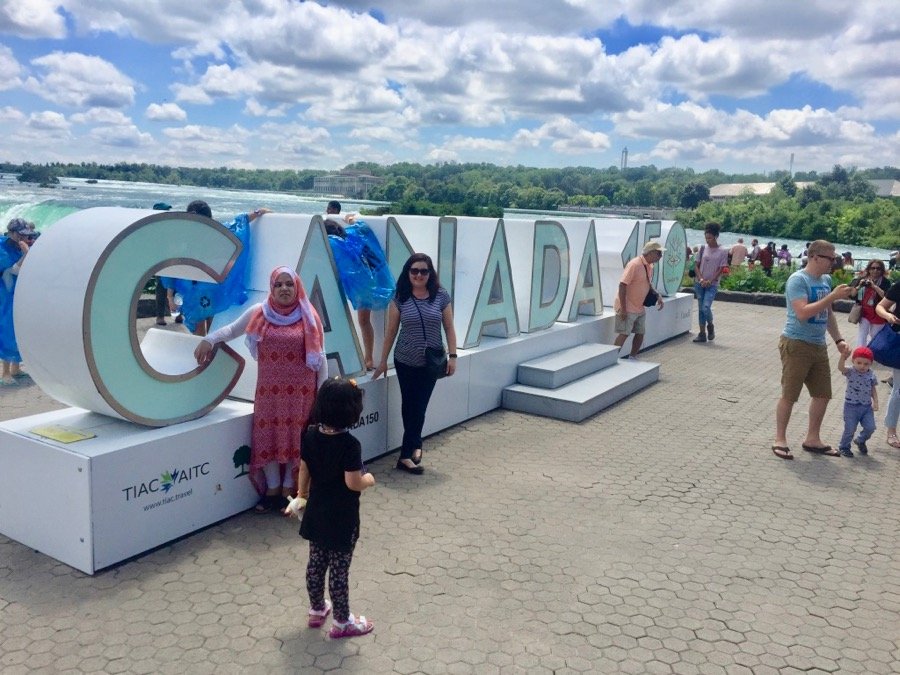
836 346 879 456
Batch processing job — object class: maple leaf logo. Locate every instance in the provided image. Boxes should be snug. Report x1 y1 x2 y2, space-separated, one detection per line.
160 470 175 493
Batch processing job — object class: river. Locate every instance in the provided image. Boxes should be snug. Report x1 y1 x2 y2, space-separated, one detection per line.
2 175 894 265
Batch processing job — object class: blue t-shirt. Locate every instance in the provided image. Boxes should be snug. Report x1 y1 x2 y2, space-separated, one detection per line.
782 270 832 345
843 368 877 406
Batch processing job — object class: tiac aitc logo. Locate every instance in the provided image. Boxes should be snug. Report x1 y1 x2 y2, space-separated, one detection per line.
122 463 210 501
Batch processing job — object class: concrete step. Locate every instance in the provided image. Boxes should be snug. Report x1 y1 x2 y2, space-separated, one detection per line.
517 343 621 389
502 359 659 422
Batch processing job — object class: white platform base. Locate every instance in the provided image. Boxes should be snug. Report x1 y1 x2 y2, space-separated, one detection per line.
0 400 256 574
1 294 690 573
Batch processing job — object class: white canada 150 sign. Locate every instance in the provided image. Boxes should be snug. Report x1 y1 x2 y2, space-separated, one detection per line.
14 209 686 427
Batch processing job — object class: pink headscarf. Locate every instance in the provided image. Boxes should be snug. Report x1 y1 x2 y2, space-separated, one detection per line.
245 266 325 370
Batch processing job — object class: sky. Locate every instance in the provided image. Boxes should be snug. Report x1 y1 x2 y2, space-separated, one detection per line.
0 0 898 175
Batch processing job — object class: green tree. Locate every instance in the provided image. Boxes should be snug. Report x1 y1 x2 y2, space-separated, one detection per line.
679 182 710 209
777 175 797 197
17 163 58 184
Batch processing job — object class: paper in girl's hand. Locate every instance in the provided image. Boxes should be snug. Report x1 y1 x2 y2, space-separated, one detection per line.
284 495 307 518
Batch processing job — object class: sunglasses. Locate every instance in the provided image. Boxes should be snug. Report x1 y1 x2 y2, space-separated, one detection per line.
409 267 430 276
868 266 883 271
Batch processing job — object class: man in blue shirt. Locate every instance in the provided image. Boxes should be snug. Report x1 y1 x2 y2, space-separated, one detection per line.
773 240 854 459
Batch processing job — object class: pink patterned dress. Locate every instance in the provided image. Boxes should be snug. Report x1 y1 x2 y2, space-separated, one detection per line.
250 320 318 494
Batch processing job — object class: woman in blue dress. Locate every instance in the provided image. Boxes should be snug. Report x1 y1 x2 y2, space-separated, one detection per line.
0 218 35 384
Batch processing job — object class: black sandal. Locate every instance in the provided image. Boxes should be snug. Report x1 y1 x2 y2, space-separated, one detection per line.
411 449 422 465
396 459 424 475
253 495 277 513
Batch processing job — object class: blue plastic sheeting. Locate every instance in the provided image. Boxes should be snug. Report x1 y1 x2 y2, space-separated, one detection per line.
0 236 25 362
160 213 251 332
328 220 395 310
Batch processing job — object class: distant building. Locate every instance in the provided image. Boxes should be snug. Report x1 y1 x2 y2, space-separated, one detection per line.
709 179 899 201
313 171 384 199
709 182 813 201
868 179 900 198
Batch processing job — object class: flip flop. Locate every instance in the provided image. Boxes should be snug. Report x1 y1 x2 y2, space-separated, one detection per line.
772 445 793 460
802 444 839 456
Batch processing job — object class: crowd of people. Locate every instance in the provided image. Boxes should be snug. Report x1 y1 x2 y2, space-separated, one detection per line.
688 238 900 279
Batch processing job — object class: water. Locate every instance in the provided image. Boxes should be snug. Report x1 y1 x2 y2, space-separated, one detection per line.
2 175 893 264
0 174 384 230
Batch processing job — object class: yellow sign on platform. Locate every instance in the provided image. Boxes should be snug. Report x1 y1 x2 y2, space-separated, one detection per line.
29 426 97 444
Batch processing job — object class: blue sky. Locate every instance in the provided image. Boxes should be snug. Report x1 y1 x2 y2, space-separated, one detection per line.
0 1 897 174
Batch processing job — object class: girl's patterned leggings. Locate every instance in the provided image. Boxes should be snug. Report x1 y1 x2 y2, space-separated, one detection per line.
306 530 358 623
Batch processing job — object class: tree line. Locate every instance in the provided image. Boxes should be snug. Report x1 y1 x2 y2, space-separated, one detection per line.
4 160 897 248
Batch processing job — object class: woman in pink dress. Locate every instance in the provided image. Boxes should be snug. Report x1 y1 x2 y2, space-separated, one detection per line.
195 266 327 512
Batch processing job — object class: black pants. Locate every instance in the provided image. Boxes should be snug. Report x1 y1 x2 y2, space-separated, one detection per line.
306 529 358 623
154 277 168 320
394 360 438 459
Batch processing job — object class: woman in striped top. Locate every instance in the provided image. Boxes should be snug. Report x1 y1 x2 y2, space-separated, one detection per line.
372 253 457 474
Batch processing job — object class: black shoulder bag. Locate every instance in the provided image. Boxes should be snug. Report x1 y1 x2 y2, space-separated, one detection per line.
643 264 659 307
413 297 448 379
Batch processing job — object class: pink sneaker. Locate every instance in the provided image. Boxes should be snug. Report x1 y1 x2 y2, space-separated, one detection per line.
329 613 374 639
307 599 332 628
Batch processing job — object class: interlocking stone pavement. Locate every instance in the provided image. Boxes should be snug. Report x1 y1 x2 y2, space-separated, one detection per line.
2 302 899 674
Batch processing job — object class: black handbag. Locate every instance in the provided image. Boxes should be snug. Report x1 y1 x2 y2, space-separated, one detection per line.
642 264 659 307
413 298 448 379
424 346 448 379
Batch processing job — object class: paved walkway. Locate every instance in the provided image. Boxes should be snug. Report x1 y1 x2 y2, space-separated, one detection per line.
2 303 899 674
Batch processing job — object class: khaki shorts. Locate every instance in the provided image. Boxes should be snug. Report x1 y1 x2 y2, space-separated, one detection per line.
779 336 832 402
615 311 646 335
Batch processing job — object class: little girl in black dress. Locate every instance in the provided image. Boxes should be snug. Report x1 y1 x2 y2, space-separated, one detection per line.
293 377 376 638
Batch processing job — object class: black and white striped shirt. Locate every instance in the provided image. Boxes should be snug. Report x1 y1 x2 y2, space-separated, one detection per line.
393 288 451 367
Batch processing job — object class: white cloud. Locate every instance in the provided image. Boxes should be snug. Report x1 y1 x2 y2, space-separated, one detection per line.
348 126 408 144
170 83 213 105
243 99 287 118
641 35 788 100
89 125 154 148
441 136 511 154
0 45 23 90
0 106 26 122
24 52 135 108
645 139 725 163
27 110 70 131
162 123 252 159
624 0 854 40
0 0 67 38
0 1 896 172
70 109 133 125
146 102 187 121
426 148 460 163
514 116 611 153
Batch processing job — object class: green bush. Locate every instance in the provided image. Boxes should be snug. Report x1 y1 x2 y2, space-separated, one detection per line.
719 266 790 293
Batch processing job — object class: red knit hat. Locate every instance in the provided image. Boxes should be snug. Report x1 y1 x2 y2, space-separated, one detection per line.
852 346 874 362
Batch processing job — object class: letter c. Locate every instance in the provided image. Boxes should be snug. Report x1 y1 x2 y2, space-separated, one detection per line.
15 207 244 426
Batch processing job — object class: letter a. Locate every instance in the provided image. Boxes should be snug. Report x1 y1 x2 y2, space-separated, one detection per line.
463 221 520 347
